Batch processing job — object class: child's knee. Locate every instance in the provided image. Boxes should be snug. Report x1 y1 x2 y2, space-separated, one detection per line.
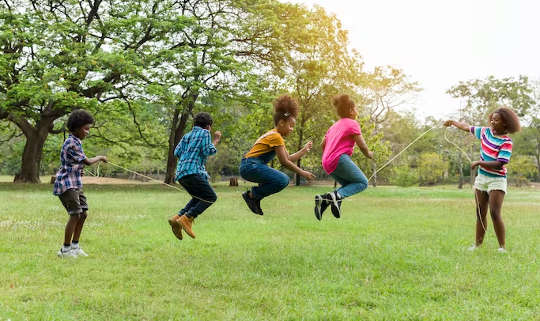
278 175 290 190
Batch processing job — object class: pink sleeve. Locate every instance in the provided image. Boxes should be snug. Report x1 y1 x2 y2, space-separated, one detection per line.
346 119 362 136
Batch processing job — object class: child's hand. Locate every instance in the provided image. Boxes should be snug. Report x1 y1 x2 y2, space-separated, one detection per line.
301 170 316 181
366 151 374 159
99 156 108 163
303 141 313 152
443 120 454 127
471 161 480 169
213 131 222 143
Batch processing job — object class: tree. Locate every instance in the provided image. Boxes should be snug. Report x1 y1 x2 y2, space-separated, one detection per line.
418 152 447 185
0 0 164 182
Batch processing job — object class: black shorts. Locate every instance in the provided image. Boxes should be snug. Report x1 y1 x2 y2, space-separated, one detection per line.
58 189 88 215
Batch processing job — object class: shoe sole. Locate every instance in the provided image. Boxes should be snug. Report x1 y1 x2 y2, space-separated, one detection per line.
168 217 183 240
329 193 341 218
179 218 196 239
314 195 322 221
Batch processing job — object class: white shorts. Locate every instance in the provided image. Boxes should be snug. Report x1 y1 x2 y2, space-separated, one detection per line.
473 174 507 194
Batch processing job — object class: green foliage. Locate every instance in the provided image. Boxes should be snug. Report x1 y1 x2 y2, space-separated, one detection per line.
389 165 419 187
507 155 537 182
418 152 448 185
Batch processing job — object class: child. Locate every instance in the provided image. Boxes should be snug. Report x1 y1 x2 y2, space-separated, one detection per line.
240 95 315 215
314 94 373 220
168 112 221 239
54 109 107 258
444 107 520 252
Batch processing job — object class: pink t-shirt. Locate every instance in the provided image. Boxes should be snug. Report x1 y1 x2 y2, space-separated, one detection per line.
322 118 362 174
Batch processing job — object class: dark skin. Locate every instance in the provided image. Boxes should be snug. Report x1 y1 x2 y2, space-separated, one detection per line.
444 114 508 248
63 124 107 246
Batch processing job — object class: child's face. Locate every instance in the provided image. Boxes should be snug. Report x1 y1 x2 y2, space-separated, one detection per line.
74 124 91 140
277 117 296 137
490 112 506 134
349 107 359 119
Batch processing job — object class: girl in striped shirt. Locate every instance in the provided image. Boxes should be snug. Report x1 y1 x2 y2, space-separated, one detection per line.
444 107 521 252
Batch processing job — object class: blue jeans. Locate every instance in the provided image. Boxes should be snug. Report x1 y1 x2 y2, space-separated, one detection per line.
239 153 289 200
177 173 217 218
330 154 368 198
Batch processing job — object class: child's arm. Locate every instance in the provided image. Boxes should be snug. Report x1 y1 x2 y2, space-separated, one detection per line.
353 134 373 159
275 146 315 181
84 156 107 165
444 120 470 132
321 137 326 152
201 131 218 157
471 160 504 171
288 141 312 163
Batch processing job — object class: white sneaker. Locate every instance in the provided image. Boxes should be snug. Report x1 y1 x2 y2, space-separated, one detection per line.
467 245 478 251
497 247 507 253
57 248 77 258
71 247 88 257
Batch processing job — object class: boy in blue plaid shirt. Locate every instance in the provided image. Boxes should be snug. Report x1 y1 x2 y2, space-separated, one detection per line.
168 112 221 240
54 110 107 258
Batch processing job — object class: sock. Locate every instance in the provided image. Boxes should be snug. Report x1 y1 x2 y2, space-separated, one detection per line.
71 241 79 249
62 244 71 252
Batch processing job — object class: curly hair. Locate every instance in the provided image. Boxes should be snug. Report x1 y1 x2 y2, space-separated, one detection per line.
490 107 521 134
273 95 298 126
333 94 355 118
193 112 213 128
67 109 94 132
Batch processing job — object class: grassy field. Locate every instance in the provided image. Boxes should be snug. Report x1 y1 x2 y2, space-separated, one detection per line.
1 183 539 320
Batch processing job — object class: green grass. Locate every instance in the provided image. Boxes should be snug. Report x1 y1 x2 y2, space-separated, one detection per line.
0 176 13 182
1 183 539 320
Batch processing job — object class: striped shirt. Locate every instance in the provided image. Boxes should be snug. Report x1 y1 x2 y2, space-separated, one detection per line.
53 135 87 195
470 126 513 177
174 126 216 180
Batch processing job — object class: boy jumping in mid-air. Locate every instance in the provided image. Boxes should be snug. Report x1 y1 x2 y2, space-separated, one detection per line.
168 112 221 240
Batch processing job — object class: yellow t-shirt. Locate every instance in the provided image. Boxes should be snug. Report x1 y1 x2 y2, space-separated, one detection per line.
245 129 285 158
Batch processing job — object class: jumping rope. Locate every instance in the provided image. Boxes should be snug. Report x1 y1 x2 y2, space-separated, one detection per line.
105 161 216 204
444 127 486 232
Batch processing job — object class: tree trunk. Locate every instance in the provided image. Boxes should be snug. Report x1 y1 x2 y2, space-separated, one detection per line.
295 127 304 186
371 161 377 187
458 154 463 189
14 119 53 183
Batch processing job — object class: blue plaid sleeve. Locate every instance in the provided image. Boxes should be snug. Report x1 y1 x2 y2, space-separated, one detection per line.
201 130 217 157
174 138 184 158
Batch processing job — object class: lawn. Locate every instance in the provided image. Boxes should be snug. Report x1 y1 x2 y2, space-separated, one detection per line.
1 183 539 320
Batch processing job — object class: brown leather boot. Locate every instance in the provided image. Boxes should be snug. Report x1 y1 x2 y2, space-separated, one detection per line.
179 215 196 239
168 215 183 240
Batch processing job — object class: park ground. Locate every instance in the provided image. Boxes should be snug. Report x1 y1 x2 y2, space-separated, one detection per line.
1 180 539 320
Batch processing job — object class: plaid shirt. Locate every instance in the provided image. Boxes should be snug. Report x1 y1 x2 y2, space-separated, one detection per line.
175 126 216 180
53 135 87 195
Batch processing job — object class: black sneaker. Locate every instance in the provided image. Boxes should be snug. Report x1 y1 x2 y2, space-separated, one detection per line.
242 191 263 215
254 198 264 215
314 194 330 221
329 192 342 218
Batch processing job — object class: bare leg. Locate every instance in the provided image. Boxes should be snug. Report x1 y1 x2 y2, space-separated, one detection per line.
474 189 489 246
72 211 87 242
488 190 506 249
64 215 80 245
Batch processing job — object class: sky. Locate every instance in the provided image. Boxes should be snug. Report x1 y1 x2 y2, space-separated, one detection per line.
292 0 540 120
